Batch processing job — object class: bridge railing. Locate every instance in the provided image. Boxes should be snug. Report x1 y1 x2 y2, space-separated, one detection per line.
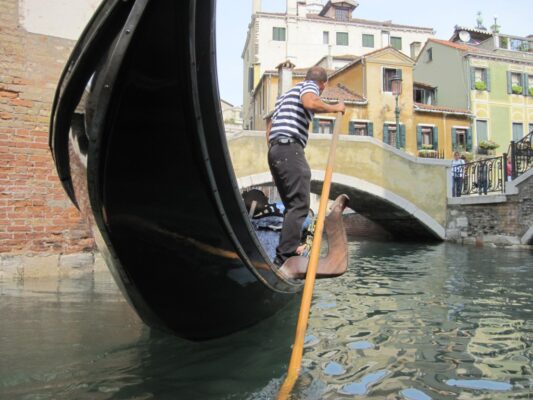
506 130 533 179
457 156 505 196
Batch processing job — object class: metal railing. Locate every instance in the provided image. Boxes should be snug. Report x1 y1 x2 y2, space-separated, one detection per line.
453 156 505 197
507 130 533 179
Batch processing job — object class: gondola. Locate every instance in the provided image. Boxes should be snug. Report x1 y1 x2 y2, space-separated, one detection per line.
49 0 348 340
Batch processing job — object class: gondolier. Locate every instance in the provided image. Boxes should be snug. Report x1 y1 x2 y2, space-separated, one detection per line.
266 66 345 267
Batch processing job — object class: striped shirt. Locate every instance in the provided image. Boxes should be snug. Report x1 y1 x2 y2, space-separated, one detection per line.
269 80 319 147
451 159 465 177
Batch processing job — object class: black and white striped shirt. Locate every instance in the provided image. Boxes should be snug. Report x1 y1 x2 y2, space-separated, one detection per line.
269 80 319 147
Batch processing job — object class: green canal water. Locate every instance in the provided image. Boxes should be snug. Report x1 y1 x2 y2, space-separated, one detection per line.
1 241 532 399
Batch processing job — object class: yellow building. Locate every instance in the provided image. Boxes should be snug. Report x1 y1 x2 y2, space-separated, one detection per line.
252 48 474 159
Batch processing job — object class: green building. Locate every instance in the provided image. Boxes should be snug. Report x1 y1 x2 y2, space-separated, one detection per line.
414 26 533 155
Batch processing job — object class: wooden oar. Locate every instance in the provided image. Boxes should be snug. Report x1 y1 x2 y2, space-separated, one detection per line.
277 111 343 399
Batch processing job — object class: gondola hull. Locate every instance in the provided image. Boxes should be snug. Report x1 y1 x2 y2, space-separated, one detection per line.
49 0 302 340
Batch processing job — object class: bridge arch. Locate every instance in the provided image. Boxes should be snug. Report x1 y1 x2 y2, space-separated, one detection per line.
229 132 450 241
236 171 445 240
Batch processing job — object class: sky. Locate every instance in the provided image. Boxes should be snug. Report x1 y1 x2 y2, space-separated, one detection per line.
215 0 532 106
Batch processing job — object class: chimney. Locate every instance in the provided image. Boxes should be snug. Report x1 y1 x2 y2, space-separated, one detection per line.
287 0 297 15
277 60 295 96
252 0 261 15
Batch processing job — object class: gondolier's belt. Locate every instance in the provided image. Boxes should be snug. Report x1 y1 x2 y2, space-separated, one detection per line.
269 137 300 148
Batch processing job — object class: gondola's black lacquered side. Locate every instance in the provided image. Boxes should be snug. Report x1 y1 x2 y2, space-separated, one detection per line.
49 0 301 340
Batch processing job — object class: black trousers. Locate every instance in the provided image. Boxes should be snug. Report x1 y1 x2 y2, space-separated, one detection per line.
268 142 311 264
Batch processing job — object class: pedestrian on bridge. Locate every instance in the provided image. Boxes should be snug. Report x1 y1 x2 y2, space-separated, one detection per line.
265 66 345 267
451 151 465 197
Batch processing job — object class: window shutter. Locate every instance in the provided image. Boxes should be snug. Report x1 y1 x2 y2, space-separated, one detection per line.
312 118 319 133
432 126 439 150
400 124 406 148
507 71 512 94
348 121 355 135
522 74 528 96
367 122 373 137
466 128 472 151
485 69 491 92
470 67 476 90
451 127 457 149
416 125 422 149
383 124 389 144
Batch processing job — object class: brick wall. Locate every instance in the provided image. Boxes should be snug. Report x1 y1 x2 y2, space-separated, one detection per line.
0 0 94 254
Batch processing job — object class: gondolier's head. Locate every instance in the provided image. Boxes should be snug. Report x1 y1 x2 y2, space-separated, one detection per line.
305 66 328 94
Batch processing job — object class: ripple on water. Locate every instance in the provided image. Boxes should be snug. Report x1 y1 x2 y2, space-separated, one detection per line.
338 369 389 395
323 361 345 376
347 341 374 350
446 378 513 391
400 388 433 400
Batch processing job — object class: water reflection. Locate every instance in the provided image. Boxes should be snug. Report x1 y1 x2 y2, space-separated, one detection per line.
1 241 532 399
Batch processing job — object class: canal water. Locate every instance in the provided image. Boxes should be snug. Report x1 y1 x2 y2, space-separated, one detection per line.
1 241 532 399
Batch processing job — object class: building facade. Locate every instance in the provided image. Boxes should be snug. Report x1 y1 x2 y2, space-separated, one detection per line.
253 47 472 159
414 28 533 155
242 0 435 129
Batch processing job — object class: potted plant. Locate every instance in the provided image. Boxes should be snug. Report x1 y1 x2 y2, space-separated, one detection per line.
479 140 500 154
475 81 487 91
478 140 499 155
418 144 437 158
512 84 523 95
529 87 533 96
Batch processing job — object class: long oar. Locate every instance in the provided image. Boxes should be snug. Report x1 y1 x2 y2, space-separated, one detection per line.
277 111 343 399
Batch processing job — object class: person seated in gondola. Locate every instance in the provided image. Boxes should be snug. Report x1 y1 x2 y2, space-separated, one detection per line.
242 189 314 256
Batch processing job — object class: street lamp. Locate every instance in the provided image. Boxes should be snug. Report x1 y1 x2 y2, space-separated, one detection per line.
391 74 402 149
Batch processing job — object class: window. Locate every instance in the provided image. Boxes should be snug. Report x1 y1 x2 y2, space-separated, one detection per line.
391 36 402 50
510 38 529 52
507 72 525 95
455 129 467 149
272 27 286 41
362 34 374 48
385 124 397 146
383 68 401 92
323 31 329 45
421 127 434 147
336 32 349 46
381 31 390 47
312 118 334 134
414 88 435 105
427 48 433 62
471 67 489 91
475 120 488 143
384 123 405 148
335 8 349 21
417 125 439 150
349 121 373 136
512 123 523 141
453 127 471 151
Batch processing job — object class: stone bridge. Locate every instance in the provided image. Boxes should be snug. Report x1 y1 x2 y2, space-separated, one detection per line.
227 132 450 240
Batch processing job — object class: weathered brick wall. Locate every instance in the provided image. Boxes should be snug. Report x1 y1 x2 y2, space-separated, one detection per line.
0 0 93 254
